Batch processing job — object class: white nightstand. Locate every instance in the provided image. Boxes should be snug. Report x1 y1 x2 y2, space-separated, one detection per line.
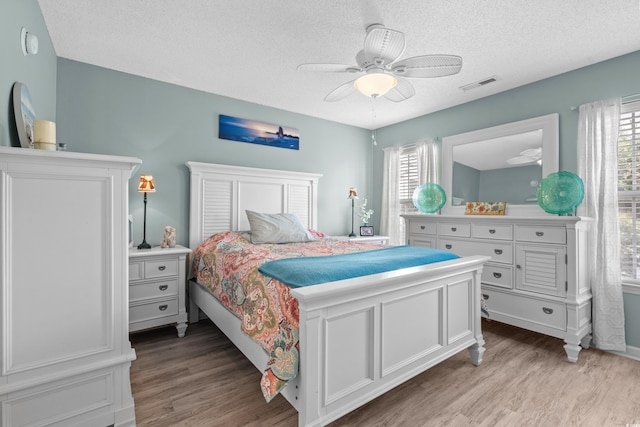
128 245 191 337
333 235 390 246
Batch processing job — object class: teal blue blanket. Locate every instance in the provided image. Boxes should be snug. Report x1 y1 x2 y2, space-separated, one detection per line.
258 245 460 288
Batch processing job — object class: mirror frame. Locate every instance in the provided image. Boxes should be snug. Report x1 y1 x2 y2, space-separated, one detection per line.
441 113 559 216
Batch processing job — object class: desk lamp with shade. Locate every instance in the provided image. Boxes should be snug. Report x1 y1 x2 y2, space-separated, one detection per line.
348 187 358 237
137 175 155 249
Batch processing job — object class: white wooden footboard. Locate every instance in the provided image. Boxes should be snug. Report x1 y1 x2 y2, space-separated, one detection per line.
292 255 488 427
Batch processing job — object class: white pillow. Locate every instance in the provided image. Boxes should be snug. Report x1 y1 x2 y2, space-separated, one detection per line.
245 210 315 244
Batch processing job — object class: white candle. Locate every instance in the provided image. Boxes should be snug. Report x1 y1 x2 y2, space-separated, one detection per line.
34 120 56 144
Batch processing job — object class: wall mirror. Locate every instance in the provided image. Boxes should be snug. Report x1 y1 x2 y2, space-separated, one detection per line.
441 113 559 216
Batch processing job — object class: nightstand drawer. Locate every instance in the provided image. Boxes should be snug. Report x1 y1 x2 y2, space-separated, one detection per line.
130 298 179 323
129 261 143 281
144 259 179 279
130 279 178 303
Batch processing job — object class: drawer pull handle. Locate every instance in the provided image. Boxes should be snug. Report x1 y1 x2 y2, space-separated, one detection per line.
445 244 452 250
159 285 168 291
159 304 168 311
542 307 553 315
494 249 503 255
158 265 166 271
482 294 490 300
516 264 522 269
493 272 502 278
489 229 496 234
420 225 426 230
451 227 457 232
536 231 544 237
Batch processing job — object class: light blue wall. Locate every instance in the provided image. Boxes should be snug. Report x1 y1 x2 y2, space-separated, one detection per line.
0 0 57 147
55 59 371 246
374 50 640 351
452 162 479 202
479 165 541 204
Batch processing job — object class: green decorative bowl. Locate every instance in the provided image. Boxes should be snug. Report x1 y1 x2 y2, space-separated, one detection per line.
536 171 584 215
413 183 446 214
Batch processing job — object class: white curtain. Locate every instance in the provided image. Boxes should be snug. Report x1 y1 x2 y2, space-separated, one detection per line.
380 146 401 245
381 138 438 246
416 138 438 184
577 98 626 351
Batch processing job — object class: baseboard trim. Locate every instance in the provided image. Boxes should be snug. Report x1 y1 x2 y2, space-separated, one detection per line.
609 344 640 362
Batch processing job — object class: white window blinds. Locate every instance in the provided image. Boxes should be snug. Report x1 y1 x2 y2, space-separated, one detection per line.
618 100 640 281
399 146 418 207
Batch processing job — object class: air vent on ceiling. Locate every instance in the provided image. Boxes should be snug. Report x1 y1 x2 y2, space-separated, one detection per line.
459 76 498 92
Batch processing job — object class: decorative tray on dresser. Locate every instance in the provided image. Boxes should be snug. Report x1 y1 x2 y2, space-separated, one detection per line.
402 213 592 362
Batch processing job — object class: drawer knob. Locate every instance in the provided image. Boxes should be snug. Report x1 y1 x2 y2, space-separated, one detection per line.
482 294 490 300
159 304 168 311
159 284 168 291
493 272 502 278
489 229 496 234
445 244 452 250
158 265 166 271
494 249 503 255
516 264 522 269
535 231 544 237
451 227 457 232
542 307 553 315
420 225 426 230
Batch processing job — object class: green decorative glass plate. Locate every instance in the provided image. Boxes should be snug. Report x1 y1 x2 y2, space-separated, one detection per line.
412 183 446 214
536 171 584 215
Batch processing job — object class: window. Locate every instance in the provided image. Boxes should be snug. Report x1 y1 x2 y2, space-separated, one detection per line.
399 145 419 212
618 100 640 281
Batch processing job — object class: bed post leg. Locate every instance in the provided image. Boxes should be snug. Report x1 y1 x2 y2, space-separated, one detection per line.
188 281 201 324
468 335 485 366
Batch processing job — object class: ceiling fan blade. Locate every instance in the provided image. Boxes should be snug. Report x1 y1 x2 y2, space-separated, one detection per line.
363 25 406 66
507 156 537 165
391 55 462 78
384 78 415 102
520 148 542 157
324 80 357 102
297 63 361 73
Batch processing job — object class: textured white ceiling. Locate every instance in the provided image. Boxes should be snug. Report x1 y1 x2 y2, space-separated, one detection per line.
37 0 640 129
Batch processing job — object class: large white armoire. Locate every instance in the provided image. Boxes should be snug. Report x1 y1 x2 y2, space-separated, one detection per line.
0 147 141 426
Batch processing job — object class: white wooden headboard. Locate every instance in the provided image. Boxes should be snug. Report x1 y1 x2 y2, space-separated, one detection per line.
186 162 322 249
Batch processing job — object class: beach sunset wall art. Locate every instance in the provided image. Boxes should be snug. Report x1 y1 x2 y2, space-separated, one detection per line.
218 115 300 150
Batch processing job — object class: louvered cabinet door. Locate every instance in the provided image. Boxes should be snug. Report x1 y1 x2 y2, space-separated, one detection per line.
514 244 567 297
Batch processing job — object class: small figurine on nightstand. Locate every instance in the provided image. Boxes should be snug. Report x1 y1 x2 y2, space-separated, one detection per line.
160 226 176 248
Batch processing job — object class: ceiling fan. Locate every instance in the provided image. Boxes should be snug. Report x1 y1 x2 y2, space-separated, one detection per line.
297 24 462 102
507 148 542 165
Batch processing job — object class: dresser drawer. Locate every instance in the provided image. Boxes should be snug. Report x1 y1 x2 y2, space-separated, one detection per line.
439 238 513 264
437 223 471 238
482 289 566 331
481 264 513 289
515 225 566 244
130 298 179 323
471 224 513 240
409 221 437 235
130 279 178 303
129 261 143 281
144 258 179 279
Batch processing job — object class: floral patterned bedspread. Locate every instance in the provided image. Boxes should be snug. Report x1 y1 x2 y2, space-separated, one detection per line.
191 230 382 401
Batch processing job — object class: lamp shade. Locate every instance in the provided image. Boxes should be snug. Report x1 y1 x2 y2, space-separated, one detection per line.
348 187 358 199
354 72 397 97
138 175 156 193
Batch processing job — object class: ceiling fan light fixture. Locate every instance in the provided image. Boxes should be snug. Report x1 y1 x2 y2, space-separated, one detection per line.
354 72 397 97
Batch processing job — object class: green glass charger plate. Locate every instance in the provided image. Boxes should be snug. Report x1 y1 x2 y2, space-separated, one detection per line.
536 171 584 215
412 183 446 214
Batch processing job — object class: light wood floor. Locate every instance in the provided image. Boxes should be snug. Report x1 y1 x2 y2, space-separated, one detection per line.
130 319 640 427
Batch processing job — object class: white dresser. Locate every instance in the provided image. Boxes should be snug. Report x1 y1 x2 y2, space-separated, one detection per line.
403 213 592 362
0 147 140 426
129 245 191 337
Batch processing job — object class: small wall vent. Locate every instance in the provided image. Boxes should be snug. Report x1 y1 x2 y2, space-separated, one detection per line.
459 76 498 91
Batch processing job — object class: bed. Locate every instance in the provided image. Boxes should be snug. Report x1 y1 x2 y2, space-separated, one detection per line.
186 161 489 427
